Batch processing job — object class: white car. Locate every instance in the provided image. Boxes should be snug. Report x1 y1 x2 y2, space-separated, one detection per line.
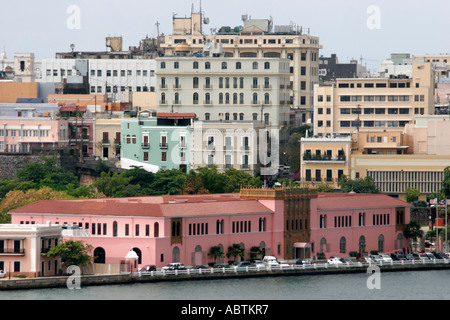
0 270 6 278
263 256 279 267
327 256 343 265
379 254 393 263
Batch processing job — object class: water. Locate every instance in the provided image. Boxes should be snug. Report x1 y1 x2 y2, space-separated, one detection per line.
1 269 450 300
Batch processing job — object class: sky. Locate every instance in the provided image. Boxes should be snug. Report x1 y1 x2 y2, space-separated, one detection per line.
1 0 449 72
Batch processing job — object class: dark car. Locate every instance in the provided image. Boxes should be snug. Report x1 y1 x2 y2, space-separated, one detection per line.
191 265 209 269
138 265 156 272
296 259 311 265
214 263 231 269
391 252 407 261
433 252 447 259
235 261 252 267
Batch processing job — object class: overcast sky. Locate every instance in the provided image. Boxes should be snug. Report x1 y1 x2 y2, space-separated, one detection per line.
1 0 449 72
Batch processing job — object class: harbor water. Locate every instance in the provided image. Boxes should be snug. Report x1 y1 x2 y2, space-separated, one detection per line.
1 269 450 300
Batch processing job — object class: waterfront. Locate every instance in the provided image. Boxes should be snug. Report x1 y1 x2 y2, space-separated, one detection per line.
1 269 450 300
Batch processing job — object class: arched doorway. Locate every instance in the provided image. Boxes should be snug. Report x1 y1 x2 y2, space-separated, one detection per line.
132 247 142 265
94 247 106 264
194 245 203 266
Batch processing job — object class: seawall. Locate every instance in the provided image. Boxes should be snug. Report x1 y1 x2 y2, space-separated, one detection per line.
1 261 450 291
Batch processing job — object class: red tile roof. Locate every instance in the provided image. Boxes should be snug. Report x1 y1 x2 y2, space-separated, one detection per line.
10 194 272 218
316 193 410 210
156 112 196 118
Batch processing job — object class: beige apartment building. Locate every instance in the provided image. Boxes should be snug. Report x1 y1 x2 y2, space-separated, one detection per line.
160 10 322 124
299 134 351 185
94 117 121 160
313 61 434 137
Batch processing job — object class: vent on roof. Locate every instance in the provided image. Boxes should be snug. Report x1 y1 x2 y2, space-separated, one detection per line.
169 199 188 204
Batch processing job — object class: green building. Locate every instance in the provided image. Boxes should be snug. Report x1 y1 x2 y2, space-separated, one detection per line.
120 110 195 173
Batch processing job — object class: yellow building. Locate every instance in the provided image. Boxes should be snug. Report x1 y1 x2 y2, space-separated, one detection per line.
299 135 351 185
94 117 121 160
313 62 434 137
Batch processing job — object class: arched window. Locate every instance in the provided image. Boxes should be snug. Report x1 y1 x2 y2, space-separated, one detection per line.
154 222 159 237
174 92 180 104
264 93 270 105
396 233 404 250
160 92 166 104
264 61 270 69
113 221 118 237
233 93 238 104
132 135 136 144
225 93 230 104
239 93 244 104
193 77 199 88
205 93 211 104
93 247 106 264
378 234 385 253
359 235 366 253
193 92 199 104
219 93 224 104
339 237 346 254
320 237 327 254
252 61 258 69
193 61 199 69
236 62 242 69
133 247 142 264
252 93 258 105
172 246 180 262
205 61 211 69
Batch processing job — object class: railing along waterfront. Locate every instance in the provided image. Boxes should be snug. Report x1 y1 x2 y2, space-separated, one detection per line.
134 258 450 278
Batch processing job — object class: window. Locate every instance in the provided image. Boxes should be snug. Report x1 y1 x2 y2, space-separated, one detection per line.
193 92 199 104
193 61 199 69
236 62 241 69
205 62 211 69
222 62 227 69
160 62 166 69
264 62 270 69
174 61 179 69
252 62 258 69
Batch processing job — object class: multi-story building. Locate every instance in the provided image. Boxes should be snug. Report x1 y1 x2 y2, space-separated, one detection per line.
299 134 351 185
191 120 265 175
0 103 69 153
310 192 410 258
8 188 410 268
313 61 434 137
160 11 322 125
120 111 195 173
319 54 367 82
0 224 63 278
94 116 122 160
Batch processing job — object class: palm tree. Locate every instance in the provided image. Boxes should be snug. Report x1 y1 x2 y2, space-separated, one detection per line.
403 221 424 252
208 245 224 264
226 243 245 263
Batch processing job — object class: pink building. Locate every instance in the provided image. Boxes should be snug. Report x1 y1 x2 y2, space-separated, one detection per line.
310 193 411 258
0 118 69 153
0 224 63 278
8 189 411 271
10 193 284 268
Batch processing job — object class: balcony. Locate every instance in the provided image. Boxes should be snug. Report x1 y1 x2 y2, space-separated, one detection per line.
141 142 150 149
302 153 346 163
159 143 168 149
101 139 110 145
0 248 25 255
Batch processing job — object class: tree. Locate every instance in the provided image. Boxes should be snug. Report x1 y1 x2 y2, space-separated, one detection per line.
403 221 424 252
441 166 450 199
45 240 94 268
338 175 379 194
0 187 73 222
249 246 263 260
226 243 245 262
93 172 142 197
223 168 262 193
183 170 209 194
208 246 224 264
405 187 420 203
317 183 334 193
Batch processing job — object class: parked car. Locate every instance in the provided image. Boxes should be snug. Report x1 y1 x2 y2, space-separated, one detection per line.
391 252 407 261
424 252 436 260
252 260 266 268
341 258 354 265
263 256 279 266
296 259 312 265
405 254 417 260
362 254 373 263
0 270 6 278
327 256 343 265
162 262 186 270
214 263 231 269
379 254 393 263
191 265 209 269
433 252 447 259
371 255 383 263
235 261 252 268
277 259 290 267
412 252 428 261
138 265 156 272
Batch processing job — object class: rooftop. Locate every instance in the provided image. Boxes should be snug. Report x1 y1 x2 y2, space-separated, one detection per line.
315 192 410 210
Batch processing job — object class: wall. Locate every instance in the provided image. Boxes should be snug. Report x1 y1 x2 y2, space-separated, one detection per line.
0 82 38 103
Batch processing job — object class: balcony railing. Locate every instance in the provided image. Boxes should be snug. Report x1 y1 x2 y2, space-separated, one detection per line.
141 143 150 149
303 154 346 162
160 143 168 149
0 248 25 255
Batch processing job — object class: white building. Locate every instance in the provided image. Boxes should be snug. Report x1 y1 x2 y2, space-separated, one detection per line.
40 58 157 101
155 53 291 135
